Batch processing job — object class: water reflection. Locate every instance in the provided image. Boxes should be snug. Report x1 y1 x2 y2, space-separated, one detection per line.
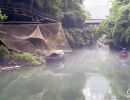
83 74 112 100
0 49 130 100
0 69 86 100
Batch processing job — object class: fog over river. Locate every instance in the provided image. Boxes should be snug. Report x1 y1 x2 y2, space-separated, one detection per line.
0 47 130 100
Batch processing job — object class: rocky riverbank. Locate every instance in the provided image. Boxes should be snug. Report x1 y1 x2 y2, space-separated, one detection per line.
0 45 45 71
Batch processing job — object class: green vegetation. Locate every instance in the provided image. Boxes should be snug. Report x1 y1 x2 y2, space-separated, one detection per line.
0 10 7 22
65 28 94 48
14 53 38 61
0 45 43 66
61 0 91 48
98 0 130 48
62 0 91 48
65 29 85 48
0 0 92 66
0 45 9 56
0 45 9 62
34 0 91 48
12 52 44 66
35 0 90 21
2 0 92 48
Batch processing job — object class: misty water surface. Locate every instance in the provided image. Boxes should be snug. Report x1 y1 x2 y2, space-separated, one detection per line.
0 48 130 100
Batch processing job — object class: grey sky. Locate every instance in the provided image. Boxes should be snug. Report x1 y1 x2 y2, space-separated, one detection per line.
83 0 112 19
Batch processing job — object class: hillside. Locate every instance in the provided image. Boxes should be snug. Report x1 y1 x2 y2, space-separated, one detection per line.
98 0 130 49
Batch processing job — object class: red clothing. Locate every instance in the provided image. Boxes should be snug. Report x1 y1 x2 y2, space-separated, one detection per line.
120 51 128 58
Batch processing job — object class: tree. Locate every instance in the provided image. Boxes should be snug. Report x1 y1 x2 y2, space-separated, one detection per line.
98 0 130 48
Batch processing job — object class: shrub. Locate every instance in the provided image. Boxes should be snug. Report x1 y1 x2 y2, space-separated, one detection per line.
0 10 7 22
65 28 87 48
0 45 9 63
14 53 37 61
0 45 9 57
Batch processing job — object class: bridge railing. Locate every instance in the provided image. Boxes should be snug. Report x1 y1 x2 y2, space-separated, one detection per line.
0 2 58 21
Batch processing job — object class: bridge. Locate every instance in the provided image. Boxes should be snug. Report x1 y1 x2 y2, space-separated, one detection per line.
0 1 58 23
84 19 104 27
84 19 105 41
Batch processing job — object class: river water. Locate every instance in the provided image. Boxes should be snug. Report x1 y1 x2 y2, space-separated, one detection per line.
83 74 112 100
0 48 130 100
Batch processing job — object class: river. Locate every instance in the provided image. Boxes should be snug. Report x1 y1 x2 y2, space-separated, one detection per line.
0 48 130 100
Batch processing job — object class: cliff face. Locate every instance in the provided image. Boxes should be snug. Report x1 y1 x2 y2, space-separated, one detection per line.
0 23 71 56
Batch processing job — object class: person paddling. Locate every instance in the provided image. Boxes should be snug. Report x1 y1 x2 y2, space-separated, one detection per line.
119 48 128 67
119 48 128 59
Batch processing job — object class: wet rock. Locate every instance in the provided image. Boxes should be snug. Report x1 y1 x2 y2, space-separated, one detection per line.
46 52 65 67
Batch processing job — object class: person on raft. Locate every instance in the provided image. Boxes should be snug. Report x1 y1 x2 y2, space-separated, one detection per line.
119 48 128 59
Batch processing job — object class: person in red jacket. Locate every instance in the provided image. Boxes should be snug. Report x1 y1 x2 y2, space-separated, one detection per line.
119 48 128 59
